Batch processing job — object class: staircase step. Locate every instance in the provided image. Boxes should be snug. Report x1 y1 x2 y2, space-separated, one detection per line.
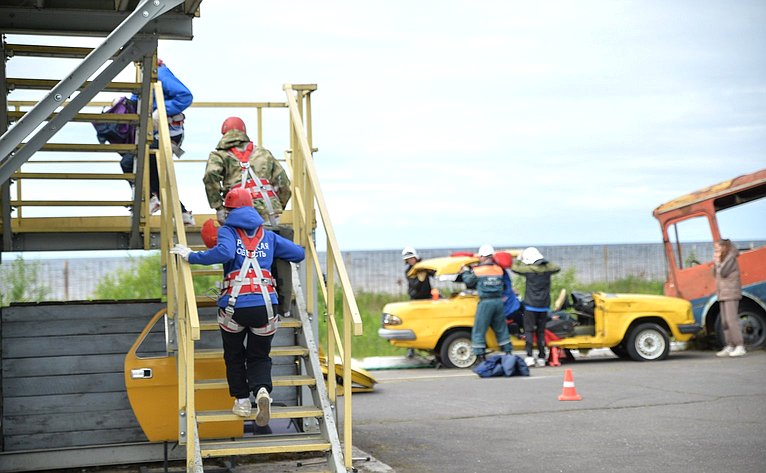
10 199 133 207
22 143 138 153
199 433 330 458
8 110 140 123
196 375 315 391
13 172 135 180
4 43 95 59
196 405 322 423
195 345 309 359
7 78 142 93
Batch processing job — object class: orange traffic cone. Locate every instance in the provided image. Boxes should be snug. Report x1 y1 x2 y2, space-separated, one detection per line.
548 346 561 367
558 368 582 401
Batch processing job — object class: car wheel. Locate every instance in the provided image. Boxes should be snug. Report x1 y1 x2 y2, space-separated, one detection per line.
625 323 670 361
610 344 630 359
715 303 766 350
439 331 476 369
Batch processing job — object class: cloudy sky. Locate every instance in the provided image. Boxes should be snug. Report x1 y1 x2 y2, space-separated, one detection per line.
7 0 766 251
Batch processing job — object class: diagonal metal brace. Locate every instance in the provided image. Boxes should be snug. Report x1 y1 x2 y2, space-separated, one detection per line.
0 0 183 186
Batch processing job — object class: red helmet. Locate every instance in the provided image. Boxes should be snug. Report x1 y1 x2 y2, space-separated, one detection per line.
201 218 219 248
221 116 246 134
224 187 253 209
493 251 513 269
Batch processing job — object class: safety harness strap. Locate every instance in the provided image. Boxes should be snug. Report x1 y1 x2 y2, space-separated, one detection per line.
228 143 278 226
221 226 276 331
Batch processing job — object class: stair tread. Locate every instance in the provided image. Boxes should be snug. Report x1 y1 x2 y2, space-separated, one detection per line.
195 345 308 359
7 77 141 92
196 405 322 422
196 374 315 389
199 433 330 457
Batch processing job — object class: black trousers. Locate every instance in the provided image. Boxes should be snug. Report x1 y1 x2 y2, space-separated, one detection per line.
524 310 548 358
219 305 273 399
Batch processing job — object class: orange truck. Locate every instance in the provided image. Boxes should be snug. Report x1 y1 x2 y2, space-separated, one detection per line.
653 168 766 349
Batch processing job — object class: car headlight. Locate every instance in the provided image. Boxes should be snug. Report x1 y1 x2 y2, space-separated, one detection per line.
381 313 402 326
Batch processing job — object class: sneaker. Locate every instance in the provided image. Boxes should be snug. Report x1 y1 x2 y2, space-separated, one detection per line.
182 211 195 226
535 358 546 368
255 388 272 427
716 346 734 357
232 398 251 417
729 345 747 357
524 356 536 367
149 195 161 214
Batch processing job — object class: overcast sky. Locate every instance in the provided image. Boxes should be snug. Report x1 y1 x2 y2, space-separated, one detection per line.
7 0 766 252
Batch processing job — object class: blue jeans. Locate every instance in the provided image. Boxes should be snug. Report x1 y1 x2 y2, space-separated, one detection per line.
472 298 512 355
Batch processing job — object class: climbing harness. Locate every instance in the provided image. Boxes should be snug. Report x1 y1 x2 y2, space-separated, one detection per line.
218 226 279 336
228 143 279 226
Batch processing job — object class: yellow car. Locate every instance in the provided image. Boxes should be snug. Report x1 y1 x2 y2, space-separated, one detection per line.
379 255 702 368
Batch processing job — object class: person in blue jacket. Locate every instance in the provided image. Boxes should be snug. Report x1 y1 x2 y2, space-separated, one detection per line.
170 187 305 425
128 60 194 223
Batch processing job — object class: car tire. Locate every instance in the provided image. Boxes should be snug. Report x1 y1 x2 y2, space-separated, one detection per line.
715 302 766 350
625 323 670 361
609 344 630 359
439 331 476 369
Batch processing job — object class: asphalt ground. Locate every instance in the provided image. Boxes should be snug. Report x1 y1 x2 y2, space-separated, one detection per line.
345 349 766 473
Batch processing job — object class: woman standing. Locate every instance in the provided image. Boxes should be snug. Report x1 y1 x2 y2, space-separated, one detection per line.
713 239 746 357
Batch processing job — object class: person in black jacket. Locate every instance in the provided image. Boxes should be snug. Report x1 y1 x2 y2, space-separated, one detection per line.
402 247 434 300
511 247 560 367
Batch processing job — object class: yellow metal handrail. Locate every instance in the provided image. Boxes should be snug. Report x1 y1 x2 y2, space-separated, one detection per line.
152 82 201 471
284 84 363 470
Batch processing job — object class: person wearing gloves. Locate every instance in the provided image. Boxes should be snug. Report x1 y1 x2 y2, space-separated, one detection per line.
713 239 746 358
512 247 561 367
459 244 513 362
170 187 305 424
203 117 291 227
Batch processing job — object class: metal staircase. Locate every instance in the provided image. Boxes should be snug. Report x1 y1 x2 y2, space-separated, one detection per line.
0 3 366 472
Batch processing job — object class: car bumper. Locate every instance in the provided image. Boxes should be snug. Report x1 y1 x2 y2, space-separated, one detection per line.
378 328 416 341
678 323 703 334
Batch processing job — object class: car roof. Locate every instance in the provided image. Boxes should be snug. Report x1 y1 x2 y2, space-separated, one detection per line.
408 255 478 278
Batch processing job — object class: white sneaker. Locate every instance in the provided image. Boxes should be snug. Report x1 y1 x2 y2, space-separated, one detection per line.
536 358 546 368
255 387 272 427
232 398 251 417
149 195 161 214
716 346 734 357
524 356 536 367
182 211 195 226
729 345 747 357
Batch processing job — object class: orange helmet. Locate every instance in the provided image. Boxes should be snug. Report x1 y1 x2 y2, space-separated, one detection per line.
221 116 246 134
493 251 513 269
224 187 253 209
201 218 219 248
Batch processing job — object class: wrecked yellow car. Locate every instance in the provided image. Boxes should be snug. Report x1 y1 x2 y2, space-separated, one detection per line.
379 255 701 368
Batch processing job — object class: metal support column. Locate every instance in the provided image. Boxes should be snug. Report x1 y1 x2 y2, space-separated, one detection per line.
0 37 11 251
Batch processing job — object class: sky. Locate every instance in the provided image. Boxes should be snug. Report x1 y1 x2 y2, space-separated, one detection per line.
6 0 766 252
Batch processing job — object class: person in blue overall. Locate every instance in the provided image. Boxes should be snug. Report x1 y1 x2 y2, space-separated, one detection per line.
460 244 513 362
170 187 305 424
128 60 194 223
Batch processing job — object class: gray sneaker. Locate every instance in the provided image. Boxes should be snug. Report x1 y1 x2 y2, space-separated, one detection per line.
255 388 272 426
232 398 251 417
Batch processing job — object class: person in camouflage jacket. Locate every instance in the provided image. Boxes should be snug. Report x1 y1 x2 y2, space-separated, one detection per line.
203 119 291 225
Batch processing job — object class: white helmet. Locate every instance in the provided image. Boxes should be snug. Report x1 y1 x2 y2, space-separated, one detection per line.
521 246 544 265
478 244 494 257
402 246 419 260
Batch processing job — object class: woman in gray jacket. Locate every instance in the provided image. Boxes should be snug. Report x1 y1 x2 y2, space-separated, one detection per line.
713 239 746 357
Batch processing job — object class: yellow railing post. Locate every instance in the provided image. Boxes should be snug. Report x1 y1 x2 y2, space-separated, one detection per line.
284 84 363 470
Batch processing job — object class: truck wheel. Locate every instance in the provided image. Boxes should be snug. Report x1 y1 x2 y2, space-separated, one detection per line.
439 331 476 369
626 323 669 361
716 303 766 349
610 344 630 359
